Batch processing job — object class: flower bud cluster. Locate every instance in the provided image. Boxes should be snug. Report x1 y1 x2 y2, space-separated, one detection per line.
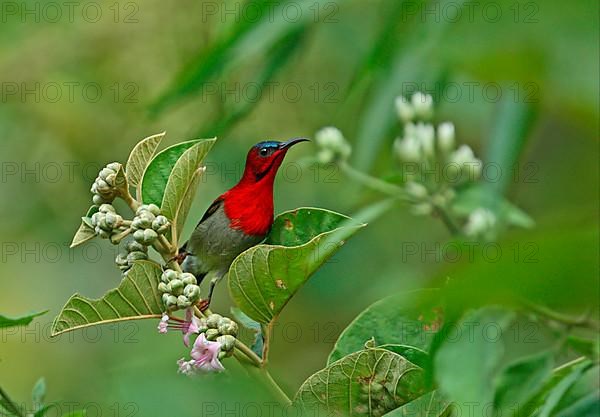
115 241 149 273
132 204 170 245
159 269 201 310
91 162 124 205
90 204 124 239
315 127 352 164
201 313 238 356
392 92 482 216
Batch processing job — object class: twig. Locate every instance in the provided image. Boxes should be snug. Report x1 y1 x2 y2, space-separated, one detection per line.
234 339 263 368
524 302 600 330
121 190 141 213
432 204 461 236
0 386 24 417
339 162 408 198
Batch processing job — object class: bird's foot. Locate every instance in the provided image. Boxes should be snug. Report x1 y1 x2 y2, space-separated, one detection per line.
198 298 211 312
167 251 188 266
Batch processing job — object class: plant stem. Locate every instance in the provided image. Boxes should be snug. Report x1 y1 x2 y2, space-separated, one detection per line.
432 204 461 236
553 356 588 373
261 368 292 406
121 190 141 213
0 386 24 417
158 234 175 256
524 302 600 330
261 323 271 366
339 162 408 198
245 366 292 406
110 227 132 244
234 339 263 367
339 161 464 236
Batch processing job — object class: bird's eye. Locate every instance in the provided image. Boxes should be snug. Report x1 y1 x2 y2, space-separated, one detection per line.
259 148 269 156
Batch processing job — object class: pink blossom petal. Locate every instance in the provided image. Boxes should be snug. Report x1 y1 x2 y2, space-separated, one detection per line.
157 314 169 334
190 334 224 372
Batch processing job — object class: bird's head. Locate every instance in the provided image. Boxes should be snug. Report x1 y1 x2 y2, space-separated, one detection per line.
241 138 309 183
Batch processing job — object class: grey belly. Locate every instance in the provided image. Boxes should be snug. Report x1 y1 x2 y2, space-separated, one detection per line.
181 204 265 277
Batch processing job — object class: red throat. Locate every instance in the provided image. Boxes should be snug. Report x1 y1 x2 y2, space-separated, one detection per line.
221 153 285 236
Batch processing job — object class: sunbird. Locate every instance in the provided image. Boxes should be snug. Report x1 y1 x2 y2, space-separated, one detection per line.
178 138 308 309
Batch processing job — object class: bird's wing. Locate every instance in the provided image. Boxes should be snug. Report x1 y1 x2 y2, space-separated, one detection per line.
178 198 224 254
197 197 224 225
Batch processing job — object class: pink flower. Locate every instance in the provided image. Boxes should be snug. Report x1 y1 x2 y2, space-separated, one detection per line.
176 334 225 375
156 309 202 346
190 334 225 373
157 314 169 334
182 308 202 347
177 358 196 376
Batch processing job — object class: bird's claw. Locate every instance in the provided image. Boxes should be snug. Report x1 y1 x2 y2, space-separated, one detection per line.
198 299 211 312
167 251 188 266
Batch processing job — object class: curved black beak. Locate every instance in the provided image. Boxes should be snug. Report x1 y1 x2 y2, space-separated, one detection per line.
278 137 310 150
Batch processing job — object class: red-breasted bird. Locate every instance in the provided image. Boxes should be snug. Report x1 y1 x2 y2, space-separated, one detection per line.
178 138 308 309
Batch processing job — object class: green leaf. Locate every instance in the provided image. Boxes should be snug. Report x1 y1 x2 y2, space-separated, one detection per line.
197 26 306 138
71 206 99 248
328 289 442 365
31 377 46 407
294 348 427 417
567 336 599 360
125 132 165 192
151 0 318 114
535 361 594 417
34 405 55 417
383 391 452 417
61 411 86 417
160 138 216 244
0 310 47 328
434 307 516 409
0 389 23 417
352 0 465 172
140 140 201 206
452 184 535 229
230 307 263 359
70 219 96 248
483 99 537 199
379 344 430 371
51 261 163 336
555 391 600 417
549 364 599 417
228 208 366 324
493 351 554 414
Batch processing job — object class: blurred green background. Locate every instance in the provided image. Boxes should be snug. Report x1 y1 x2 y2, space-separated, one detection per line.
0 0 598 415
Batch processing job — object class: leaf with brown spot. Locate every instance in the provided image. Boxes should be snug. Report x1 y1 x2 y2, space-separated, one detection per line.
228 208 366 325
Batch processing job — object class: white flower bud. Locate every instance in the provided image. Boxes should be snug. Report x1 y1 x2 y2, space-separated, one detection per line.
315 127 351 162
437 122 455 152
394 136 421 162
394 96 415 122
449 145 482 181
184 284 201 302
143 228 158 243
205 329 220 340
411 202 433 216
411 92 433 119
464 208 496 237
415 123 435 157
181 273 197 286
216 335 236 352
405 181 428 200
206 314 222 329
177 295 191 308
316 149 335 165
168 279 184 295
